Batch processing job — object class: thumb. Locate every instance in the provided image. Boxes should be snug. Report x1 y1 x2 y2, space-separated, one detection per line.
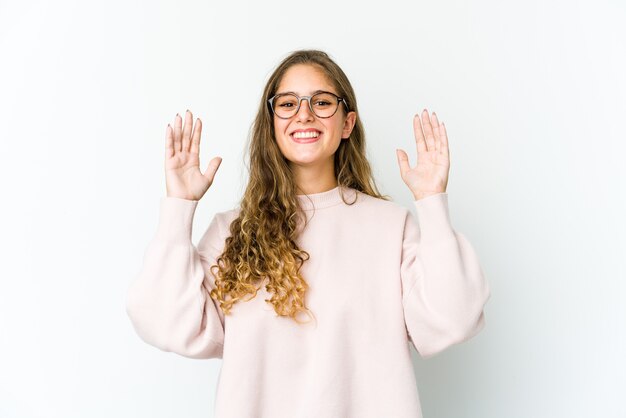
396 149 410 178
203 157 222 183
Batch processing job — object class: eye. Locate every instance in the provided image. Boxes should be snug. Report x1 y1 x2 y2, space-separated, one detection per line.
275 95 298 108
312 92 337 108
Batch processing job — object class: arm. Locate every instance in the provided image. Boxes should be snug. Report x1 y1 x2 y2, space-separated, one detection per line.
124 196 226 359
401 193 491 359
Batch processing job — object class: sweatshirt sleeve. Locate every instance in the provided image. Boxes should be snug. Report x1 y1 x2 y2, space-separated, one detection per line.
124 196 228 360
401 193 491 359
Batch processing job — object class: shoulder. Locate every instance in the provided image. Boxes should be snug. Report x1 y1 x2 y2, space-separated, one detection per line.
352 189 411 218
347 189 413 233
212 207 240 236
214 207 240 224
198 207 240 252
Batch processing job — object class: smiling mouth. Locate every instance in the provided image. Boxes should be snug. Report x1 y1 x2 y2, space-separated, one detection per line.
291 131 321 139
290 131 321 143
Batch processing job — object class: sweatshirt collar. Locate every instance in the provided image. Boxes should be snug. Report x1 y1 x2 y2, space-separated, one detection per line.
296 185 358 211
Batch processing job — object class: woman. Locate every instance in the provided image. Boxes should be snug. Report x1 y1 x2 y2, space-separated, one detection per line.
125 49 490 418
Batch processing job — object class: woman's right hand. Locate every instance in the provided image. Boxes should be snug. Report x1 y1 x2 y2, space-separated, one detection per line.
165 110 222 201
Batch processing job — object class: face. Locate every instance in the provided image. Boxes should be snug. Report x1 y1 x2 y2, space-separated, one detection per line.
272 64 356 171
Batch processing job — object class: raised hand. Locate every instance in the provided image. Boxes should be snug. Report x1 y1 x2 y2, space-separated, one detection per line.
165 110 222 201
396 109 450 201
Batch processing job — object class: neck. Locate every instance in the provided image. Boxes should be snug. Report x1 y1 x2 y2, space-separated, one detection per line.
292 160 338 195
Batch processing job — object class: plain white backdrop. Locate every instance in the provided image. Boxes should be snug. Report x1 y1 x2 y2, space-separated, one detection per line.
0 0 624 417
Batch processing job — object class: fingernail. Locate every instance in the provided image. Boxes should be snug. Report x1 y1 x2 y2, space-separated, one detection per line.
186 109 190 113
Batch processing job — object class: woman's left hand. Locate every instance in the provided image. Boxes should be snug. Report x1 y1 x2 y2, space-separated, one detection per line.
396 109 450 201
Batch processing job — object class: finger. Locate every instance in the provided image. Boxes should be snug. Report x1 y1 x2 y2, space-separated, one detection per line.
440 122 450 159
165 124 174 159
173 113 183 152
204 156 223 184
413 114 427 155
431 112 441 154
182 109 193 152
190 117 202 155
421 109 435 151
395 149 411 178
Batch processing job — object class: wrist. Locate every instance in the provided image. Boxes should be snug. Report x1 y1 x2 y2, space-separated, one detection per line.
413 191 444 201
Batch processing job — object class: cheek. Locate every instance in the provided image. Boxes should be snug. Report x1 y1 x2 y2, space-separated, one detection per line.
273 120 289 139
326 121 344 137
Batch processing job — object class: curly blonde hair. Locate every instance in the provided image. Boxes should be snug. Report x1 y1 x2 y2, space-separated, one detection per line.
209 49 390 323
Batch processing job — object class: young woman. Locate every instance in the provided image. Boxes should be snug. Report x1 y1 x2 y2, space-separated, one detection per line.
125 49 490 418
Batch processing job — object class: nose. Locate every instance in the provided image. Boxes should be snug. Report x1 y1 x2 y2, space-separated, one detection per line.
295 98 315 121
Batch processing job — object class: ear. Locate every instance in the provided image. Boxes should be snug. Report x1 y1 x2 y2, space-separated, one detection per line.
341 111 357 139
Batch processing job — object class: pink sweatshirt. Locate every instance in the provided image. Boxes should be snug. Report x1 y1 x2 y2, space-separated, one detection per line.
125 186 490 418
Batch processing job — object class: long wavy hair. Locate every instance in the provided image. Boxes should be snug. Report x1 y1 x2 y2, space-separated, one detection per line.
209 49 390 324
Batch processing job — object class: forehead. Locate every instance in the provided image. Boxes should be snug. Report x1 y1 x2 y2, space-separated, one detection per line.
276 64 336 95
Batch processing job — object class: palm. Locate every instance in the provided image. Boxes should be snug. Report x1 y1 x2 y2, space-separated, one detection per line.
165 110 222 201
165 148 206 200
396 109 450 200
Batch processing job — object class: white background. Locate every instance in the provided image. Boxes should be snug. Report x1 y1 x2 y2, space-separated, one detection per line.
0 0 624 417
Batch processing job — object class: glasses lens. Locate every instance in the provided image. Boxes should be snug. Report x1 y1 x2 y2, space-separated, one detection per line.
272 93 341 118
273 94 299 118
311 93 339 118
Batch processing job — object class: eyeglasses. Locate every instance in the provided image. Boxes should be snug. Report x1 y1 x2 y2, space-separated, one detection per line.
267 91 349 119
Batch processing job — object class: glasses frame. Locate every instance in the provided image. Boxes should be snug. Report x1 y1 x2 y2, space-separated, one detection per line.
267 91 349 119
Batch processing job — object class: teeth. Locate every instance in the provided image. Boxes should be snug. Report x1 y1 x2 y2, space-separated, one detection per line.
293 131 320 139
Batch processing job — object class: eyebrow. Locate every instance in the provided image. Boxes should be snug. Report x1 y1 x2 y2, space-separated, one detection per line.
275 89 336 96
